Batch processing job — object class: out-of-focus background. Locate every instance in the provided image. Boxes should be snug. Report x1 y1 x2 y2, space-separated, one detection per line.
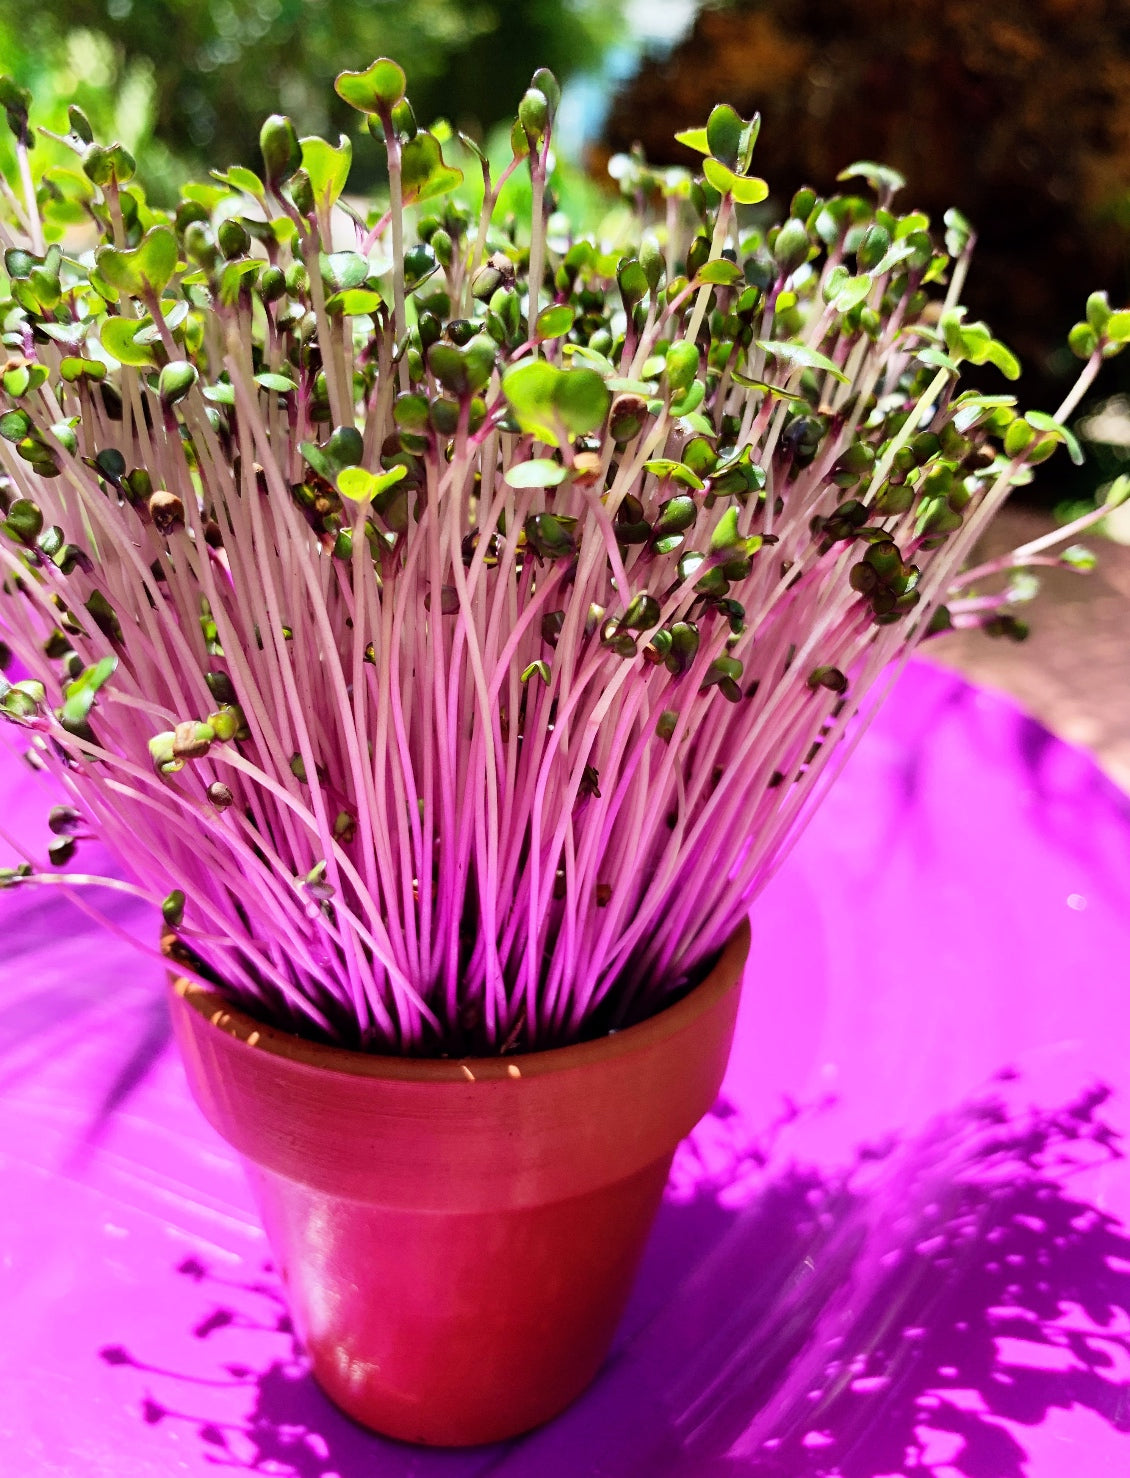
5 0 1129 785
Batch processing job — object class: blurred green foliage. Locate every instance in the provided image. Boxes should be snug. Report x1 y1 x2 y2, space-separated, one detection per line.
0 0 620 201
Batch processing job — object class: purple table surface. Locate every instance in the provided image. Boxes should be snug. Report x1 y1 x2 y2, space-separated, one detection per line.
3 658 1130 1478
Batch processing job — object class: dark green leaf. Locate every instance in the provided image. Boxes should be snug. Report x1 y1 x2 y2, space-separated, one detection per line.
401 131 463 205
706 104 744 168
535 303 575 340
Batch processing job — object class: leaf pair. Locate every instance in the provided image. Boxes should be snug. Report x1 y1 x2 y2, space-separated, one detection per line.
502 362 610 447
96 226 177 300
676 105 767 204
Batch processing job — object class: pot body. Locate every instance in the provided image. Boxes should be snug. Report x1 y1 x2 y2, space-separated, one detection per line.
169 925 749 1446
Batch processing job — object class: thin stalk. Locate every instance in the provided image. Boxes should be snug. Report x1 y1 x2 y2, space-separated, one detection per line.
526 146 548 338
685 195 733 346
385 123 408 391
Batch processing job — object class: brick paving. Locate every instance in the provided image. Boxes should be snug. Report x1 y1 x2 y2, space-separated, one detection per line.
926 506 1130 792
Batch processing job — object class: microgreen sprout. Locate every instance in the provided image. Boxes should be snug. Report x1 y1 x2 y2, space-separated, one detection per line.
0 68 1123 1052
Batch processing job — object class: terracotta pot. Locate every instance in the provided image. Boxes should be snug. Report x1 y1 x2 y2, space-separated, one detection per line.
169 923 749 1446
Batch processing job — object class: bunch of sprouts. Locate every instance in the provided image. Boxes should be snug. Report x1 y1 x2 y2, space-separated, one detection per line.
0 63 1124 1052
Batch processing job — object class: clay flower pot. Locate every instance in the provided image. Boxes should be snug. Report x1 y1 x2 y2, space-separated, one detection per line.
169 923 749 1446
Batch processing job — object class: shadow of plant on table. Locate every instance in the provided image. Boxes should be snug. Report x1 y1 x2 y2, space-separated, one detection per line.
649 1082 1130 1477
98 1260 415 1478
96 1079 1130 1476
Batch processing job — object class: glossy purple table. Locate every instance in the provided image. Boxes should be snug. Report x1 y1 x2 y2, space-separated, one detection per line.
3 660 1129 1477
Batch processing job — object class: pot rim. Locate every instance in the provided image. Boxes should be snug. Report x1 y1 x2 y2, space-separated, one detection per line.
172 918 749 1086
